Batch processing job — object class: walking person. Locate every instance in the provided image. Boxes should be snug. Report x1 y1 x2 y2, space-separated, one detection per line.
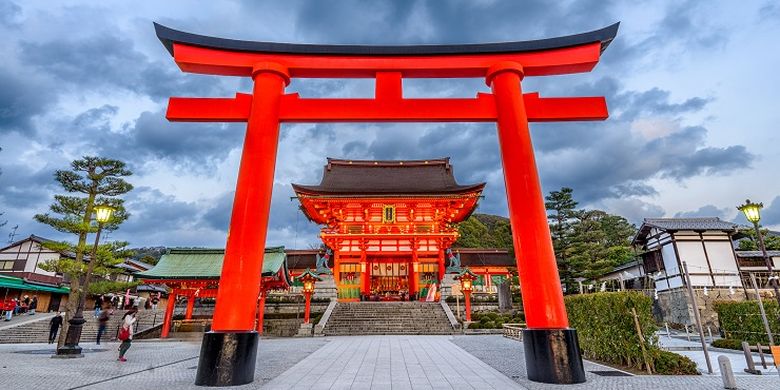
117 308 137 362
151 294 159 310
96 306 111 345
49 312 63 343
94 296 103 318
28 296 38 315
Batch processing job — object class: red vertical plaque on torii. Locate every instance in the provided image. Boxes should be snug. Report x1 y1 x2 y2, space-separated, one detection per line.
155 22 619 386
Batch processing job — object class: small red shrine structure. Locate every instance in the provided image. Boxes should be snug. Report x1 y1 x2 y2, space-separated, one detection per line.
294 158 483 301
136 248 290 338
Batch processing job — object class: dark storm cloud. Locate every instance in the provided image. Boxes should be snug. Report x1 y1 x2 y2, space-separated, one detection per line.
616 88 710 121
0 68 53 134
119 186 202 235
293 0 615 44
201 185 321 247
760 196 780 226
0 1 21 26
0 162 58 208
202 191 233 231
759 2 780 22
674 205 729 219
19 34 223 101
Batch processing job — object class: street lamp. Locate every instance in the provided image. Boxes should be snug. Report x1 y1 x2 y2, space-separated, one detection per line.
56 204 114 357
738 199 780 307
455 267 478 322
295 268 322 324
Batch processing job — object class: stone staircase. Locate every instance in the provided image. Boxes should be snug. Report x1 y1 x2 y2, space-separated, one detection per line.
322 302 454 336
0 309 163 344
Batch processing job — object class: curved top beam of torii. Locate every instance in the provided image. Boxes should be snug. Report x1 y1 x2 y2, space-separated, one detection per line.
155 22 619 57
154 22 619 78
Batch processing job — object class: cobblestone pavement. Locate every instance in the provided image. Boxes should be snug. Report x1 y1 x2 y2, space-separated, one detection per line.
0 337 328 389
2 335 779 389
264 335 522 389
451 335 780 390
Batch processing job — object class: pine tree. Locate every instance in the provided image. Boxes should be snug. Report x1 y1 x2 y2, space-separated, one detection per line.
34 157 133 347
545 188 579 292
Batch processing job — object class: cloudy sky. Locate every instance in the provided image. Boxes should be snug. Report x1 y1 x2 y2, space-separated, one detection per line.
1 0 779 249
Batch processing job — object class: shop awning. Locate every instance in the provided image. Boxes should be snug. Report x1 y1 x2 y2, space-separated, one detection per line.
0 275 70 294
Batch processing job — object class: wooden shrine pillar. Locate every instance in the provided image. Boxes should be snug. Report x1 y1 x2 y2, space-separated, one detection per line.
161 290 177 339
185 294 195 320
360 250 369 296
437 247 445 283
256 289 266 334
410 244 419 297
334 250 341 299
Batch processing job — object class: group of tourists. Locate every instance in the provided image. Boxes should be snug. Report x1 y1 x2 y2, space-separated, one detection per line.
2 295 38 321
42 296 140 362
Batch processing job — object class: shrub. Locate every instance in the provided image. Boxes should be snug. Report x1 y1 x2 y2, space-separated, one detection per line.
468 322 481 329
712 338 743 350
714 301 780 345
652 350 699 375
566 292 698 375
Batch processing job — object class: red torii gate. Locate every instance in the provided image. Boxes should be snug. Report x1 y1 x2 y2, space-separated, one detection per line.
155 22 618 386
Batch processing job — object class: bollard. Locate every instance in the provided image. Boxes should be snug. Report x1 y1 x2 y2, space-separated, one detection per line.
665 322 671 340
718 355 737 389
742 341 761 375
685 325 691 342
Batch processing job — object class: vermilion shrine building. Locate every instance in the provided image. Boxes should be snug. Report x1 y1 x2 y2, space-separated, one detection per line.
293 158 511 301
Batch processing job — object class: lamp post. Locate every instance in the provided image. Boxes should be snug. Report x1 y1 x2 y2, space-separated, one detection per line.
56 204 114 357
738 199 780 307
456 268 478 322
295 269 321 324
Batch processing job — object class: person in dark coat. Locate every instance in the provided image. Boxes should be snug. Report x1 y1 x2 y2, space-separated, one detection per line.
49 312 63 343
96 307 111 345
29 296 38 315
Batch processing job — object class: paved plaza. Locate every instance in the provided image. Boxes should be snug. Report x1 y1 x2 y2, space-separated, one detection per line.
0 335 779 389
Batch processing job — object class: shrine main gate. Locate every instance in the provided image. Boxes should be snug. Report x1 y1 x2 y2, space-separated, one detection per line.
155 22 619 386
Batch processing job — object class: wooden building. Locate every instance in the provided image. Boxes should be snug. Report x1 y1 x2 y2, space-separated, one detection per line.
633 217 742 291
293 158 514 301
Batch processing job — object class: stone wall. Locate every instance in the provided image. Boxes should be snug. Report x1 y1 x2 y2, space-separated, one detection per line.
654 288 748 332
264 318 306 337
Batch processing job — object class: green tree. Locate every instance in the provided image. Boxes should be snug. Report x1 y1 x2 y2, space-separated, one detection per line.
545 187 579 292
737 227 780 251
34 157 133 346
456 216 491 248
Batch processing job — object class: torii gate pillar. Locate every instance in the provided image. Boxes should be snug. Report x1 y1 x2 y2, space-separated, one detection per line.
155 21 619 387
489 62 584 382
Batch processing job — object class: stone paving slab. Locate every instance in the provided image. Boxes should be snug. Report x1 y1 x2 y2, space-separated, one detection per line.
0 337 328 389
264 335 524 390
451 335 780 390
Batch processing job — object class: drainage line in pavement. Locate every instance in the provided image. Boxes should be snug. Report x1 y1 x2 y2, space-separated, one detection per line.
68 355 199 389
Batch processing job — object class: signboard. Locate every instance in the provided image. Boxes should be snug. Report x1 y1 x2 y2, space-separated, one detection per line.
771 345 780 367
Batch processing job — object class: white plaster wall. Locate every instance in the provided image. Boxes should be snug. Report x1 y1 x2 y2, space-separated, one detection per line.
661 243 679 275
705 241 739 273
675 241 710 277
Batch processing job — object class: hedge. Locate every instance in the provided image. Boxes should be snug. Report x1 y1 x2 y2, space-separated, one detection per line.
565 292 698 375
713 300 780 344
711 338 743 350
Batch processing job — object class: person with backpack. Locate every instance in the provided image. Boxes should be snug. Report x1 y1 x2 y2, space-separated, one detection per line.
117 308 137 362
96 307 111 345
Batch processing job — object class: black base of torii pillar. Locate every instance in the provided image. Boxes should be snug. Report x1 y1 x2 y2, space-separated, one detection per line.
195 331 259 386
